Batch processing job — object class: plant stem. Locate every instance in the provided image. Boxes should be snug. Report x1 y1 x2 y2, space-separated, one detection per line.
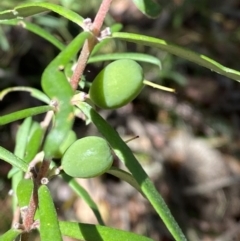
92 0 112 36
70 0 113 90
23 160 51 231
23 179 38 232
21 232 30 241
11 207 20 227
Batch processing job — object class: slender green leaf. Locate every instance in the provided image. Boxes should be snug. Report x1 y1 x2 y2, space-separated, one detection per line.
88 52 161 69
16 178 40 222
107 167 143 195
0 105 53 125
109 23 123 33
42 31 91 98
0 86 50 104
16 179 33 208
7 167 19 179
7 122 44 178
77 102 187 241
112 32 240 83
11 117 32 212
11 170 22 213
14 117 32 158
0 2 84 28
0 26 9 51
0 20 65 51
24 122 44 163
59 221 154 241
0 228 22 241
38 185 63 241
0 146 28 172
61 173 105 225
42 32 90 158
132 0 161 18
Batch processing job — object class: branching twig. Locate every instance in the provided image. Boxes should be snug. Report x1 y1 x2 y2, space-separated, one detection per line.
22 178 38 232
70 0 113 90
11 206 20 227
16 0 113 233
22 160 51 232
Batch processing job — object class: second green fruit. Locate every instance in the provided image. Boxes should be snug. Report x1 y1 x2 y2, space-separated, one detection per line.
61 136 113 178
89 59 144 109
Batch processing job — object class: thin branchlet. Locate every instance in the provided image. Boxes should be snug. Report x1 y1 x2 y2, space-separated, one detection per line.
70 0 113 90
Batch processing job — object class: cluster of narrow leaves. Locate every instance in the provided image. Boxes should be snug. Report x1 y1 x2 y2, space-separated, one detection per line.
0 1 240 241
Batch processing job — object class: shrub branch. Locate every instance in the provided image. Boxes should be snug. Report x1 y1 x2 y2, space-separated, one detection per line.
70 0 113 90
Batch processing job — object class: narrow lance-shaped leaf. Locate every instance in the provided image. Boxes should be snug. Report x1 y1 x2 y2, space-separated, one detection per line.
0 2 84 28
24 122 44 163
16 179 39 219
112 32 240 83
14 117 32 158
0 105 53 125
0 20 65 51
0 146 28 172
77 102 187 241
107 167 144 195
0 228 22 241
59 221 154 241
12 117 32 212
0 86 50 104
12 171 22 214
132 0 161 18
16 179 33 208
61 173 105 225
42 31 91 158
7 122 44 178
38 185 63 241
88 52 161 69
0 26 9 51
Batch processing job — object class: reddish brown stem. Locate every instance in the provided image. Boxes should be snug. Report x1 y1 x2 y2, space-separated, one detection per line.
70 0 113 90
70 38 95 90
92 0 113 35
11 207 20 227
36 160 51 183
21 232 30 241
23 179 38 232
23 160 51 231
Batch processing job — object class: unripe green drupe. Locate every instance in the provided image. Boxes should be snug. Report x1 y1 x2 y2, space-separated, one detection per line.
89 59 144 109
61 136 113 178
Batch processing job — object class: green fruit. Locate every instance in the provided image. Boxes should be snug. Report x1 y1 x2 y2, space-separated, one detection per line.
89 59 144 109
61 136 113 178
